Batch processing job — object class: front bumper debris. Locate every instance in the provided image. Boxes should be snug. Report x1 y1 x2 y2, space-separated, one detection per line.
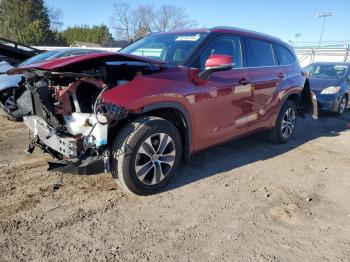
314 92 342 112
23 116 78 158
47 157 105 175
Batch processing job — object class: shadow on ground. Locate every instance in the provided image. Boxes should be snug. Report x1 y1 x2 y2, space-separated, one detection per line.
165 111 350 192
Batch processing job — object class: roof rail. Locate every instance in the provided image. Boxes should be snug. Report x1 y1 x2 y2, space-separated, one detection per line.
210 26 283 42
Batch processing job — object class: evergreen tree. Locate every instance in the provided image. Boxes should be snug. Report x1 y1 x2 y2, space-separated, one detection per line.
0 0 53 45
59 25 112 46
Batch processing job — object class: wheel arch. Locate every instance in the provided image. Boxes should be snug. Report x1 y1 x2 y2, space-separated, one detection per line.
141 102 192 161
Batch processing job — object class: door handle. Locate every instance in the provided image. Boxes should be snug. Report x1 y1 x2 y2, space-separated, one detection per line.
239 78 250 85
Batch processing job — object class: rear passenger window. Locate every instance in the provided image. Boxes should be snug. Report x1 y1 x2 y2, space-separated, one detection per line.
245 38 275 67
274 44 295 65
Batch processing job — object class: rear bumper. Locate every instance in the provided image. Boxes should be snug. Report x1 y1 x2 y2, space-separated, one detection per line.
23 116 78 158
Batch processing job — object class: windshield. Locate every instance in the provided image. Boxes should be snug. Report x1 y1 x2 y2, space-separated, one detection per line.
119 32 207 65
20 49 100 66
20 50 60 66
305 64 349 79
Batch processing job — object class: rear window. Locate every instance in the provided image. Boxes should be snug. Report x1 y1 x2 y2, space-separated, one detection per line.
274 44 295 65
245 38 275 67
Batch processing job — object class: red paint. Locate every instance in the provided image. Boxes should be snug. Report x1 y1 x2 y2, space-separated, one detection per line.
205 54 233 68
16 27 306 155
8 52 165 74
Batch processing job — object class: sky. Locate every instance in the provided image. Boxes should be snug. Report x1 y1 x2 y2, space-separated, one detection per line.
45 0 350 44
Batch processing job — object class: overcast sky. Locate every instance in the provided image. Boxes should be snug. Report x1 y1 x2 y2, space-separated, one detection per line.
46 0 350 43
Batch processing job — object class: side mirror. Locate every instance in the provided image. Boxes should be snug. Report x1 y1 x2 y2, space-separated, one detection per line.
198 54 234 80
347 76 350 84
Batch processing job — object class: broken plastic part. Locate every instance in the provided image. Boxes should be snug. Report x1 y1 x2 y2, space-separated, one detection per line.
24 143 35 155
97 102 128 121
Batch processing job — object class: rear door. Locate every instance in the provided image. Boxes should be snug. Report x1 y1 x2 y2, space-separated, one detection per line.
243 37 284 130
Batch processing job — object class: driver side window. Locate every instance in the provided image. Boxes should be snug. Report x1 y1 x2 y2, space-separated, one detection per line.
198 35 242 69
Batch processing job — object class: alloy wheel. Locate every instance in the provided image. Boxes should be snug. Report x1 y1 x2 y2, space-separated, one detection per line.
4 95 17 112
339 97 347 115
134 133 176 185
281 108 296 139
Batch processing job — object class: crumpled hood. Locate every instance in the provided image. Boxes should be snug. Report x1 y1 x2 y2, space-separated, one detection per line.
7 52 166 75
309 78 344 92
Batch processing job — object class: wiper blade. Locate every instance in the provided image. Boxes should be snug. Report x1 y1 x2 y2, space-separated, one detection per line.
106 61 164 71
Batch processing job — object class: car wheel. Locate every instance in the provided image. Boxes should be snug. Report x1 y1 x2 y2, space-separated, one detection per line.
336 95 347 116
269 100 297 144
111 116 182 195
0 89 21 121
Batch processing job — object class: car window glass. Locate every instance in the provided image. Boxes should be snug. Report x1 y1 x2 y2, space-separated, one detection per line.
198 35 242 69
275 44 295 65
308 64 348 79
20 50 59 66
120 33 207 65
245 38 275 67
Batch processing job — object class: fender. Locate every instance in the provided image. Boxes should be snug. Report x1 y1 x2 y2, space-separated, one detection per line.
271 88 302 126
142 101 192 161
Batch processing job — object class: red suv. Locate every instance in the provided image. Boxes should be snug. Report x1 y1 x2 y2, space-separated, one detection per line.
10 27 314 195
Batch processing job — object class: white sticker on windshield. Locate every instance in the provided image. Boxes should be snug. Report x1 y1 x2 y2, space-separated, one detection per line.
175 34 201 42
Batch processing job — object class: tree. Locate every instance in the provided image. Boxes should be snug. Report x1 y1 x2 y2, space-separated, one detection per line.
0 0 56 45
48 7 63 31
59 25 113 46
111 2 197 41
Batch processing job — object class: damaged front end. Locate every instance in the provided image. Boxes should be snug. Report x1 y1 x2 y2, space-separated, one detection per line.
17 55 163 174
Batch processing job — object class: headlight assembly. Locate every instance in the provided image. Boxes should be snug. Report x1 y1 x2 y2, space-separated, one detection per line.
320 86 341 94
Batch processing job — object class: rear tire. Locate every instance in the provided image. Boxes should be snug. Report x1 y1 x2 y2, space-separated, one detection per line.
269 100 297 144
111 116 182 195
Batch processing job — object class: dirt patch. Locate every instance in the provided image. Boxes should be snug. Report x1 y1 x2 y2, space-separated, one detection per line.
1 113 350 261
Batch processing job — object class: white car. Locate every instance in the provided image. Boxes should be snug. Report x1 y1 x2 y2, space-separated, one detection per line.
0 49 102 121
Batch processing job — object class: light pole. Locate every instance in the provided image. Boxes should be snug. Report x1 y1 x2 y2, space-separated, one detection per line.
317 12 335 47
294 33 302 47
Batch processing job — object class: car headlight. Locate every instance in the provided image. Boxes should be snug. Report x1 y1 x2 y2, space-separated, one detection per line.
320 86 341 94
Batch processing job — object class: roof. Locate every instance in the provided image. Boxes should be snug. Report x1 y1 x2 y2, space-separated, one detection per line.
210 26 283 43
154 26 285 45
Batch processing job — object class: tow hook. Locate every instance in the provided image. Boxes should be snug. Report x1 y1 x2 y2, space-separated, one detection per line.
24 143 35 155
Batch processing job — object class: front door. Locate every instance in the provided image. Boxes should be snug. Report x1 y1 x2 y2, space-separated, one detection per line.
192 34 254 151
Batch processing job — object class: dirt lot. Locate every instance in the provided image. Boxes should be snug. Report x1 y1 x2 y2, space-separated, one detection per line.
0 112 350 262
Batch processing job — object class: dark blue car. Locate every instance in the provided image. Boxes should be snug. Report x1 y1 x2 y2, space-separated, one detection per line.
304 62 350 115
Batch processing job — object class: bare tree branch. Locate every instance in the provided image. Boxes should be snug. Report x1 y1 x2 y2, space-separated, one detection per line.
110 1 197 41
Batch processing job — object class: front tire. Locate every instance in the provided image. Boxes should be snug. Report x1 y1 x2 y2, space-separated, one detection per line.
335 95 347 116
112 116 182 195
0 89 21 121
269 100 297 144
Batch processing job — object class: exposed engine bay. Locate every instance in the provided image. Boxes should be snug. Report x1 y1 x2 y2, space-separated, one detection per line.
19 55 163 173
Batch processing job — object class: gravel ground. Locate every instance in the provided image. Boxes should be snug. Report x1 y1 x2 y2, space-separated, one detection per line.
0 112 350 262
